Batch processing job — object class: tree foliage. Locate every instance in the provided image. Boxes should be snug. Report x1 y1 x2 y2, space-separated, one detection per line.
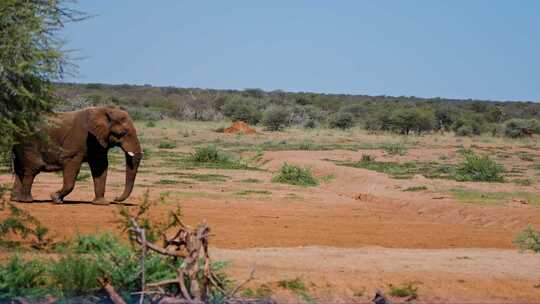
0 0 85 159
262 105 290 131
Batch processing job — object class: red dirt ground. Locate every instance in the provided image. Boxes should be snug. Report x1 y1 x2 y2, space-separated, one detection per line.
1 148 540 302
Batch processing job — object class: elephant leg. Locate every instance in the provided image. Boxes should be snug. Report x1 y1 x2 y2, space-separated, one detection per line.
11 173 35 203
10 173 23 200
51 159 81 204
89 158 109 205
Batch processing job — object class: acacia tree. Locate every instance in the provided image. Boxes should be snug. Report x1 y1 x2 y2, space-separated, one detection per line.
0 0 85 160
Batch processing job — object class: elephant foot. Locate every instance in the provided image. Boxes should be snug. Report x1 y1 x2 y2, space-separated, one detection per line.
10 192 34 203
92 197 110 205
50 193 63 204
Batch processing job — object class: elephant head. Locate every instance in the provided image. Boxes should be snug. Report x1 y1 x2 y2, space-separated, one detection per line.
87 106 142 202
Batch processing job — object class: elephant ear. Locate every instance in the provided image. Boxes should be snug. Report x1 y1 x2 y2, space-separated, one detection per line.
87 108 110 148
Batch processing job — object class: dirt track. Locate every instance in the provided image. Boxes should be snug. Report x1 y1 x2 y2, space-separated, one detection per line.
2 146 540 302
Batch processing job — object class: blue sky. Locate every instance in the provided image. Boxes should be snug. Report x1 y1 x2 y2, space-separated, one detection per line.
64 1 540 101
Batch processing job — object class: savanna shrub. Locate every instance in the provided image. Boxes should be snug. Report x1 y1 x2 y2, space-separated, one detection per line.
190 145 227 162
455 125 474 137
272 163 318 186
262 106 290 131
0 255 49 300
504 119 540 138
513 225 540 253
329 112 354 129
388 108 436 134
50 254 101 297
455 153 504 182
123 105 162 121
222 97 262 125
452 114 486 136
303 119 318 129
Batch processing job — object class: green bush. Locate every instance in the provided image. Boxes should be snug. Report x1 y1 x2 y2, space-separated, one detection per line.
388 282 418 298
0 255 50 300
262 106 290 131
455 125 474 137
51 254 101 297
123 105 162 121
504 119 540 138
452 114 487 136
513 225 540 253
329 112 354 129
272 163 318 186
388 108 435 134
190 145 227 162
303 119 318 129
0 232 228 301
456 153 504 182
222 97 262 125
277 277 306 292
69 233 120 254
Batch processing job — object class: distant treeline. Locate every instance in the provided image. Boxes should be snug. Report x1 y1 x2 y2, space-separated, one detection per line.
55 83 540 137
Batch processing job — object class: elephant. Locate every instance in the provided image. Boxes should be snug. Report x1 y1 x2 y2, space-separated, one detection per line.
10 106 142 205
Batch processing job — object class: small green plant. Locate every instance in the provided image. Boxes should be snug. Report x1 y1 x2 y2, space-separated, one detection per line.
456 146 475 156
177 173 230 182
361 154 375 162
242 285 273 299
190 145 226 162
383 143 407 156
338 158 454 180
272 163 319 186
517 152 535 162
156 179 178 185
513 225 540 253
403 186 428 192
278 278 316 304
142 147 153 158
145 120 156 127
321 174 335 183
159 191 171 204
158 140 177 149
388 282 419 298
278 277 306 292
455 153 504 182
298 141 316 150
183 145 253 170
235 190 271 196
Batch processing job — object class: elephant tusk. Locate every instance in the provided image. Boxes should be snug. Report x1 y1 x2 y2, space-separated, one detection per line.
127 152 135 157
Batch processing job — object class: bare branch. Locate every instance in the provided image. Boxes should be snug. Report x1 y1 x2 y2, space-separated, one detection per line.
97 278 127 304
227 266 256 298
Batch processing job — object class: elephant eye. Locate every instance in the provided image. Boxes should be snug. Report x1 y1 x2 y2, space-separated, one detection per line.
113 130 128 138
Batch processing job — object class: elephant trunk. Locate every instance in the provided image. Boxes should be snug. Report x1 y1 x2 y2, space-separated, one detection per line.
114 135 142 202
